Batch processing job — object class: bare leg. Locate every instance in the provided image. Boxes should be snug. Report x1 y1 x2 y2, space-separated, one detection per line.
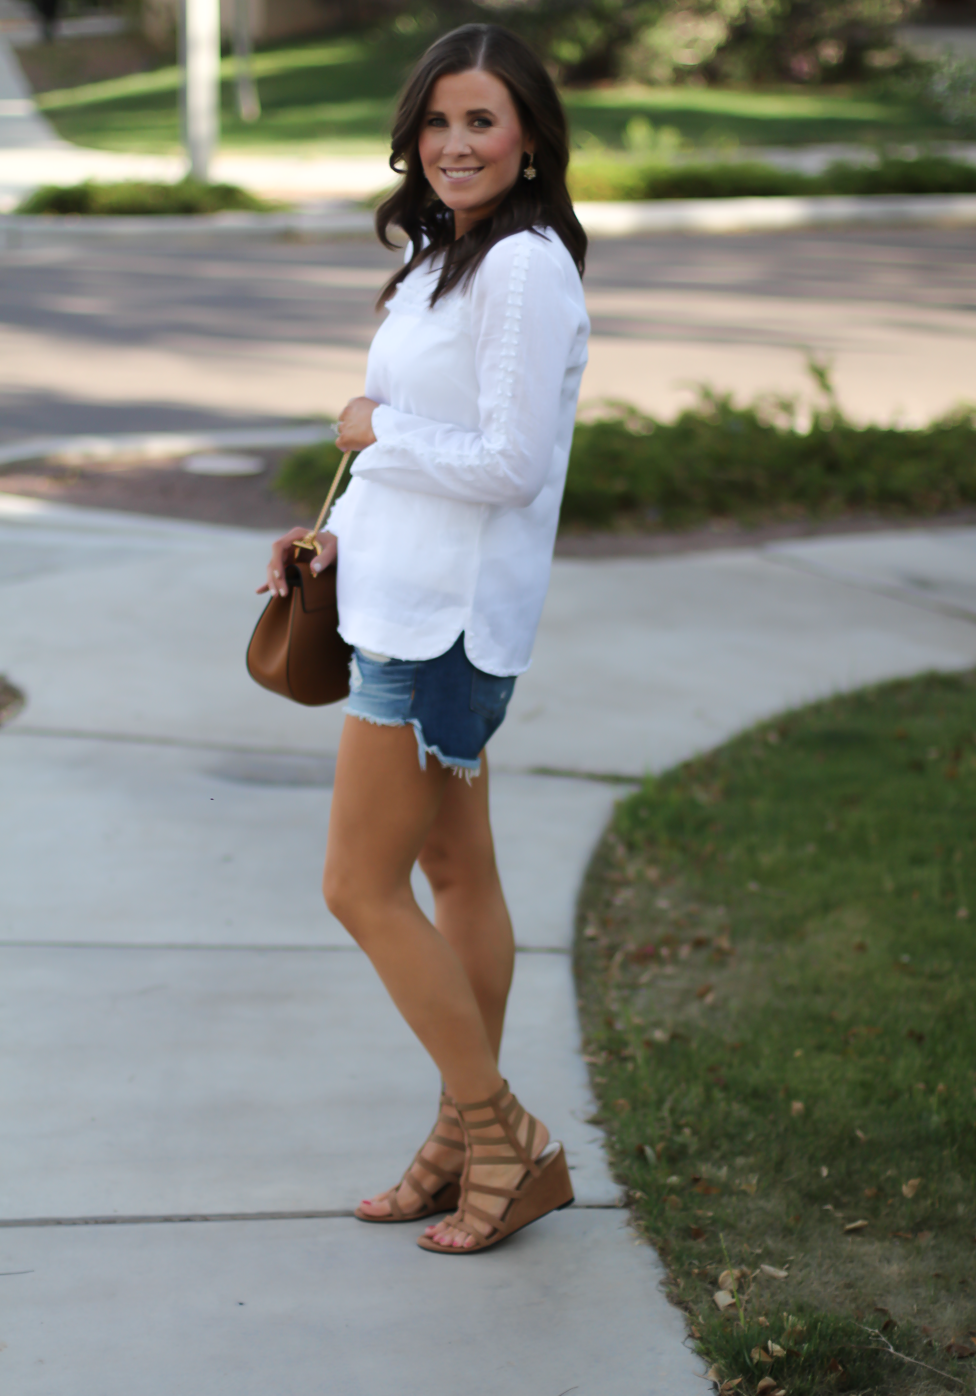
357 754 516 1217
324 718 506 1103
326 718 548 1245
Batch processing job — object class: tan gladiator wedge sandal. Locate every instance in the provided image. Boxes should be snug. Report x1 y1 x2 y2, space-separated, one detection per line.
355 1090 464 1224
417 1080 574 1254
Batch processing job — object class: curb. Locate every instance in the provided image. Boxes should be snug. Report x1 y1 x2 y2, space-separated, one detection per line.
577 191 976 235
0 424 333 470
3 192 976 245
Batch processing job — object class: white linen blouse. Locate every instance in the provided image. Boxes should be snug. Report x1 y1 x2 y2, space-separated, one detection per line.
326 226 590 676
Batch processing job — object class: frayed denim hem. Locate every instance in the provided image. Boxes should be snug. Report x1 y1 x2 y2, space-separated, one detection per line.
343 708 481 782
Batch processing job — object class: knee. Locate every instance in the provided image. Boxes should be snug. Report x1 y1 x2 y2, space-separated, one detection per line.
322 863 358 929
418 835 497 898
416 837 456 896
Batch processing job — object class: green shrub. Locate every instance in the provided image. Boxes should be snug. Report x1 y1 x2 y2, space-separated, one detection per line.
272 372 976 534
273 439 349 518
563 378 976 529
16 177 275 216
567 153 976 202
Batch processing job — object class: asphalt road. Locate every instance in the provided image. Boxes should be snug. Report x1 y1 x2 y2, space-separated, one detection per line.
1 225 974 444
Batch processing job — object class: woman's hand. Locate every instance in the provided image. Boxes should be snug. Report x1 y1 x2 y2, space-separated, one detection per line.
257 529 338 597
336 396 378 451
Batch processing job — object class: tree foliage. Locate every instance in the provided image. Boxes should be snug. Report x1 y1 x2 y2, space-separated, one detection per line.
428 0 921 84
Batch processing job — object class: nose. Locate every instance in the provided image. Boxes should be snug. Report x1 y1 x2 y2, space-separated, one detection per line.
442 123 473 158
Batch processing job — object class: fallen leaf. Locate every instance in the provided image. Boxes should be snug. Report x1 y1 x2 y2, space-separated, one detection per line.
713 933 733 954
718 1382 743 1395
826 1357 844 1373
864 1186 881 1199
713 1288 736 1310
690 1225 707 1241
751 1346 774 1365
664 1194 681 1210
902 1177 921 1199
944 1338 976 1359
957 906 970 919
756 1316 770 1328
855 1129 868 1143
760 1264 789 1280
892 1231 914 1241
651 1028 670 1043
706 1365 722 1383
740 1179 758 1196
820 1165 829 1177
718 1269 737 1292
768 1341 786 1358
843 1219 869 1233
917 1230 932 1242
791 1100 805 1117
696 982 714 999
756 1381 779 1396
696 1181 722 1195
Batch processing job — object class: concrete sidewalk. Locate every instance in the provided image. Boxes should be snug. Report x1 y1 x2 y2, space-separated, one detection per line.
1 491 975 1394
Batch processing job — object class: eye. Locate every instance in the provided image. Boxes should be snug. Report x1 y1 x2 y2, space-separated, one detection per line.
471 117 492 128
425 115 447 127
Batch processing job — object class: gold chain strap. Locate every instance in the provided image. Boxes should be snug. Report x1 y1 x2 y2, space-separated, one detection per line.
293 450 353 556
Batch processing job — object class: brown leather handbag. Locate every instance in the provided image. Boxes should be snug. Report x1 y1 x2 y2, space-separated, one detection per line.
246 450 354 706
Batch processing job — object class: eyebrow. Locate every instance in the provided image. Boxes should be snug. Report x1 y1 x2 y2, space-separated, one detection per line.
426 107 497 118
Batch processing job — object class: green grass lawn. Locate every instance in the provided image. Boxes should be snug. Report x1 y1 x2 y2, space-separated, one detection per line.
30 28 954 155
575 671 976 1394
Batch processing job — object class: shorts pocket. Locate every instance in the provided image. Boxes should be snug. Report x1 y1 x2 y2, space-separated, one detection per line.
470 671 515 722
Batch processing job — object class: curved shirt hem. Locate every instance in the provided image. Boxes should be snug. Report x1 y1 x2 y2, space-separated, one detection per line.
337 616 528 679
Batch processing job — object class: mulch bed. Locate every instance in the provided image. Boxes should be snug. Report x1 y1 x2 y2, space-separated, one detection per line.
2 455 974 555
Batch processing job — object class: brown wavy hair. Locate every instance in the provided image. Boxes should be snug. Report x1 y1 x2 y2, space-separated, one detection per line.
375 24 586 308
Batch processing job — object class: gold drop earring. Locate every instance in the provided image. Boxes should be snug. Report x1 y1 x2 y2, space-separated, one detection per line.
522 151 537 181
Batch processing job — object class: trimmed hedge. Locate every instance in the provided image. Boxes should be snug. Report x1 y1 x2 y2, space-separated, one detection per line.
273 380 976 533
563 387 976 528
16 177 274 216
568 153 976 202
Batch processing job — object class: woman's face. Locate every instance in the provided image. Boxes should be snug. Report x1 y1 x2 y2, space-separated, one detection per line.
418 68 532 237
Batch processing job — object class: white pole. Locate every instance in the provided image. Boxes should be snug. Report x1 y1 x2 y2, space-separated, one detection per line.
184 0 220 182
234 0 260 123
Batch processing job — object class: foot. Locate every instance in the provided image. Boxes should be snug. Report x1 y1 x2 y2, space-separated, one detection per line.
423 1103 550 1249
357 1099 465 1220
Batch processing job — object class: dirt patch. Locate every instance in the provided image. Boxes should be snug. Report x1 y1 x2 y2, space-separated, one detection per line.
0 454 306 533
554 509 976 558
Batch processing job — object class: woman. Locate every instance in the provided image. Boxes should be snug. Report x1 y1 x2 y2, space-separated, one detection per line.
260 23 589 1254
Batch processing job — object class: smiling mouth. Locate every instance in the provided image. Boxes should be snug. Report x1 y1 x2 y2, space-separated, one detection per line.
440 166 484 181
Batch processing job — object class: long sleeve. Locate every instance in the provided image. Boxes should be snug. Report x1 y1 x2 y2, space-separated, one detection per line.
349 234 582 510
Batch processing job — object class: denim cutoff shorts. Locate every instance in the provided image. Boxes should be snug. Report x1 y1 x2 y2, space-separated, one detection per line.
344 633 516 777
